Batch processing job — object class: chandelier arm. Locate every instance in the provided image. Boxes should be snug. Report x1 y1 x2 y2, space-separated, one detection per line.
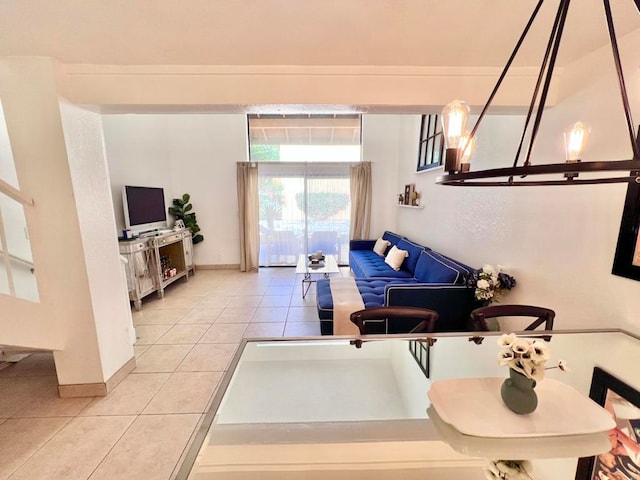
524 0 571 168
514 0 567 169
436 159 640 186
468 0 545 143
603 0 640 160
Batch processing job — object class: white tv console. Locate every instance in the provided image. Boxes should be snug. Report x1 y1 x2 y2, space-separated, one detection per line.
119 228 195 310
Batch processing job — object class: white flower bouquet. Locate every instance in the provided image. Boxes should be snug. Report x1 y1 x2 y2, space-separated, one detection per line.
498 333 568 382
485 460 532 480
466 264 516 305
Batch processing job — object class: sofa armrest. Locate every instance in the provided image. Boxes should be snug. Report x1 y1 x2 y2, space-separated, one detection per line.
350 239 376 251
384 283 477 332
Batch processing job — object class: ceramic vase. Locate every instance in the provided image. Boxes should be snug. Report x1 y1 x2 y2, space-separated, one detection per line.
500 368 538 414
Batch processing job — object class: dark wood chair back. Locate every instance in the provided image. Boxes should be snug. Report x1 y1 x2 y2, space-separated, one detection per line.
470 304 555 342
350 306 439 335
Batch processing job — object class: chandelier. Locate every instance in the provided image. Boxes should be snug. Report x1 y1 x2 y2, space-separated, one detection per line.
436 0 640 187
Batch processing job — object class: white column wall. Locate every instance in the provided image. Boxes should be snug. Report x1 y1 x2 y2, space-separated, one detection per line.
60 101 134 380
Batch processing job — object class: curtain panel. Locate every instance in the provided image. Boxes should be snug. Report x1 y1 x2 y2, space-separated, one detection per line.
349 162 372 240
236 162 260 272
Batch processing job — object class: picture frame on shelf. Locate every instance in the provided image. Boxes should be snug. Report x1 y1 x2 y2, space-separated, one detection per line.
404 184 415 206
575 367 640 480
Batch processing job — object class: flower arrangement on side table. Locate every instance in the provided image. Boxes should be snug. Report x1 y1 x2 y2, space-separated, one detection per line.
466 264 516 306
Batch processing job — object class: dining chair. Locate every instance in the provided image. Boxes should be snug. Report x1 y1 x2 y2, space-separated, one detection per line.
470 304 556 343
350 306 439 348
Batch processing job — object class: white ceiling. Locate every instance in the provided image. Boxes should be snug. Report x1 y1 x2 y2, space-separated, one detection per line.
1 0 639 68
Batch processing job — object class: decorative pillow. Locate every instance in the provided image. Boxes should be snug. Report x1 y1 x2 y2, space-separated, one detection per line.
373 238 391 256
384 245 409 271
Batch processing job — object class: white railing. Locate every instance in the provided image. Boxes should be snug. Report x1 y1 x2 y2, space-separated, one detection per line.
0 179 35 297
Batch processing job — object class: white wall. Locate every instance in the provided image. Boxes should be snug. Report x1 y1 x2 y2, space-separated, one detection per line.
104 114 400 266
362 115 401 238
103 114 247 266
60 101 134 381
394 63 640 334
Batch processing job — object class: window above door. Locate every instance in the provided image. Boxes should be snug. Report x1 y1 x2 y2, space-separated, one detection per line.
248 114 362 163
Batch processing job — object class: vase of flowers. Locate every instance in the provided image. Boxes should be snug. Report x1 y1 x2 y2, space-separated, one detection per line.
485 460 532 480
501 367 538 415
497 333 567 414
466 264 516 306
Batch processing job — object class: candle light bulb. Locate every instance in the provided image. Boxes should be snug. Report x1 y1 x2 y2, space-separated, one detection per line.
564 121 589 161
441 100 470 149
460 132 476 164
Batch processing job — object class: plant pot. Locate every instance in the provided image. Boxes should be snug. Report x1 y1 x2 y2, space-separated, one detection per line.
500 368 538 414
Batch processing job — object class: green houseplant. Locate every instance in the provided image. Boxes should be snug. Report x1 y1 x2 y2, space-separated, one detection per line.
168 193 204 244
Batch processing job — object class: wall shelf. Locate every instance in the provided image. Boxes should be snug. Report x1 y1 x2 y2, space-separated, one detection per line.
397 204 424 209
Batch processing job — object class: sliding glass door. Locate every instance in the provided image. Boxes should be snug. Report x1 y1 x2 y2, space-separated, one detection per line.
248 113 361 267
258 163 351 267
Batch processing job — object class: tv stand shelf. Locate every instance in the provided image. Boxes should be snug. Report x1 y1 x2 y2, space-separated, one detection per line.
119 228 195 310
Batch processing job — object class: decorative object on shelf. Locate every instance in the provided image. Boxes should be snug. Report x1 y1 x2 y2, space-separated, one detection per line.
465 264 516 306
576 367 640 480
436 0 640 186
174 219 185 230
410 190 421 206
484 459 532 480
168 193 204 244
397 193 404 205
497 333 568 414
403 184 415 205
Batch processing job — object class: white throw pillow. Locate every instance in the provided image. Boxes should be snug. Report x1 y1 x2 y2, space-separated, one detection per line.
385 245 409 271
373 238 391 256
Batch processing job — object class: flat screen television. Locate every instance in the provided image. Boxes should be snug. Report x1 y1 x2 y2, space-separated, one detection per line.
122 185 168 234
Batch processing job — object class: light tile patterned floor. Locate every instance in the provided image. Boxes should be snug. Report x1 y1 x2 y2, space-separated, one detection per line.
0 267 337 480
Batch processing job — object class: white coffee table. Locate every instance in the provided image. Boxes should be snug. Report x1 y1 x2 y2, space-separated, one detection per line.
295 254 340 298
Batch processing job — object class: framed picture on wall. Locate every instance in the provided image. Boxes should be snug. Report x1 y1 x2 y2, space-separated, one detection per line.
612 177 640 281
575 367 640 480
612 125 640 281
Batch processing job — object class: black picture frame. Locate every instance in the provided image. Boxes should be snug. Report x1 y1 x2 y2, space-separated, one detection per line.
612 125 640 281
612 178 640 281
404 184 412 205
575 367 640 480
417 114 444 172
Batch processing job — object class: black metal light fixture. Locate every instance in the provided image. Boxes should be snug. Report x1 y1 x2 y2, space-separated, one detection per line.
437 0 640 187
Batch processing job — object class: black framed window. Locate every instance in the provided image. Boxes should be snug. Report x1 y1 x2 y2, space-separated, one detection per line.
417 114 444 172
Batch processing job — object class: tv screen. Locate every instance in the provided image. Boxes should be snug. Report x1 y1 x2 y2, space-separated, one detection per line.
122 185 168 232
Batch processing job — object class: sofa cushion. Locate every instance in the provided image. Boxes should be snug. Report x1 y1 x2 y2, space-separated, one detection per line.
317 277 418 313
349 250 413 278
382 231 403 248
373 238 391 256
414 250 466 284
384 245 408 271
396 238 427 274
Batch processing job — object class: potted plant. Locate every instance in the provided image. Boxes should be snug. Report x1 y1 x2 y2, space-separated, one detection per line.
168 193 204 244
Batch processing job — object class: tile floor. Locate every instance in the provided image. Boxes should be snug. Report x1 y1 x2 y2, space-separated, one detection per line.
0 267 340 480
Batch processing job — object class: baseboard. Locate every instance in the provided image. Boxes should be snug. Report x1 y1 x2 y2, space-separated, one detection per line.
196 264 240 270
58 355 136 398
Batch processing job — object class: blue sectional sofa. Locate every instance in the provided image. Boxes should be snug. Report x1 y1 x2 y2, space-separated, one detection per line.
316 231 478 335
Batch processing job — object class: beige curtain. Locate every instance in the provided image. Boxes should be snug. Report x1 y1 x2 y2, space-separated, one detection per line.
349 162 372 240
237 162 260 272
